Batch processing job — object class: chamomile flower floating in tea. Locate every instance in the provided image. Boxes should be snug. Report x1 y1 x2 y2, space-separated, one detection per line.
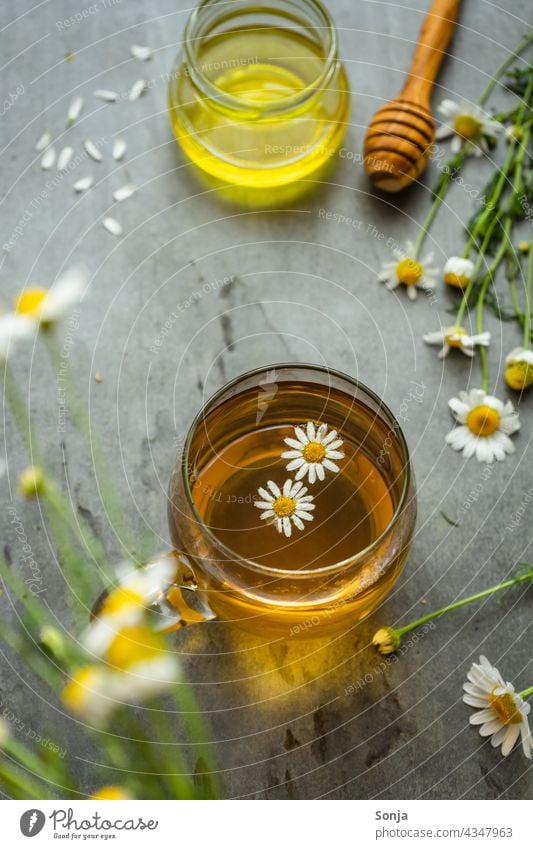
443 256 475 290
505 347 533 391
423 326 491 359
463 656 532 759
254 479 315 538
282 422 344 483
378 240 438 301
446 389 520 463
14 267 87 327
435 99 502 156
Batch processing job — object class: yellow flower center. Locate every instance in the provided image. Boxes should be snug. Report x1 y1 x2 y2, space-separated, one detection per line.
100 586 144 618
466 404 500 437
272 495 296 518
91 785 131 800
302 441 326 463
505 362 533 391
489 689 522 725
454 114 482 141
105 626 165 670
396 258 423 286
444 326 467 348
14 287 47 317
62 665 101 711
444 272 470 289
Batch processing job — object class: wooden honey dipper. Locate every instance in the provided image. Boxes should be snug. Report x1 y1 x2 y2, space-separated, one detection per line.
364 0 462 192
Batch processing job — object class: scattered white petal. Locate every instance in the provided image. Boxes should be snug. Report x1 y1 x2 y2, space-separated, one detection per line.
84 138 103 161
128 79 147 101
130 44 153 61
103 217 123 236
66 95 84 125
34 131 52 152
112 183 136 202
112 138 126 160
40 147 56 169
73 176 94 192
94 89 119 102
57 146 74 171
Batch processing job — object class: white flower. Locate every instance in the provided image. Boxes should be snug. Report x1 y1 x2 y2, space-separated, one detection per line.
254 479 315 537
443 256 475 290
281 421 344 483
436 100 502 156
463 656 532 759
14 267 87 325
423 325 490 359
378 240 438 301
84 556 177 657
505 347 533 391
445 388 520 463
0 312 35 360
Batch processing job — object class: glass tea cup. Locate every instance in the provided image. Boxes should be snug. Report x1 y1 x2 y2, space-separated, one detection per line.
162 364 416 639
167 0 351 205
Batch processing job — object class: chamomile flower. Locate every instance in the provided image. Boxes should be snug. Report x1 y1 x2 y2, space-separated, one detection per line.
504 347 533 391
0 312 34 360
254 479 315 537
84 556 177 656
463 656 532 759
378 240 438 301
14 267 87 326
445 388 520 463
282 422 344 483
63 627 179 724
91 785 132 800
436 100 502 156
423 325 490 359
443 256 475 290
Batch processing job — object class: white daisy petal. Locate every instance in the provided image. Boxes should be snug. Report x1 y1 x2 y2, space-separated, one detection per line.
113 138 127 160
103 217 123 236
128 79 147 101
94 89 119 102
67 95 83 125
84 138 103 161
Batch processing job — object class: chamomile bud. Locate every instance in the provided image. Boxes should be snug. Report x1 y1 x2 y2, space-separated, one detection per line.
18 466 47 498
372 626 401 655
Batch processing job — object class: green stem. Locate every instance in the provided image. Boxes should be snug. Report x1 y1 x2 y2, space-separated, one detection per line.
476 217 513 391
396 567 533 638
43 333 141 559
477 32 533 106
456 213 502 324
171 682 221 799
520 685 533 699
523 225 533 347
0 759 55 799
413 31 533 259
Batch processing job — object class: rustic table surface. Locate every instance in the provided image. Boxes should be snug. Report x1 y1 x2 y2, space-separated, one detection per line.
1 0 532 800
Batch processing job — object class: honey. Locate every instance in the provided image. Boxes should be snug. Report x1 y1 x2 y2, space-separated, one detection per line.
168 366 416 638
168 0 350 205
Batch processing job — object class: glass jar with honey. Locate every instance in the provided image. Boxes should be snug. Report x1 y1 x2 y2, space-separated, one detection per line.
168 0 351 205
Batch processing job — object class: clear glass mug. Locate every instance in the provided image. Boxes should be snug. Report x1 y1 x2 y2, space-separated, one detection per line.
161 364 416 639
167 0 351 205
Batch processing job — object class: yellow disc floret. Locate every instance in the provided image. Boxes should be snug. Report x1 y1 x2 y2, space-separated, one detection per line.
105 626 165 670
444 326 467 348
489 689 522 725
454 114 482 141
396 258 423 286
272 495 296 518
466 405 500 437
14 288 48 318
62 665 102 712
91 785 131 800
505 362 533 391
302 441 326 463
100 586 144 618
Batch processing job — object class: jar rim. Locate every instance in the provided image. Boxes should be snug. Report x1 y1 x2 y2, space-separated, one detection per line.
178 363 413 578
182 0 339 117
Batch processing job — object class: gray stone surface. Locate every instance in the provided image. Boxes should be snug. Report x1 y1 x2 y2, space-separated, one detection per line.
1 0 532 800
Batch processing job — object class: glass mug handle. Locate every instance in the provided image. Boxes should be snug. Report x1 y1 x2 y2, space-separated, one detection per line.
152 550 216 631
90 550 216 632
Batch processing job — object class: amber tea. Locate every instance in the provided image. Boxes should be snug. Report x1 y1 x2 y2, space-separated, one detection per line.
168 366 416 637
